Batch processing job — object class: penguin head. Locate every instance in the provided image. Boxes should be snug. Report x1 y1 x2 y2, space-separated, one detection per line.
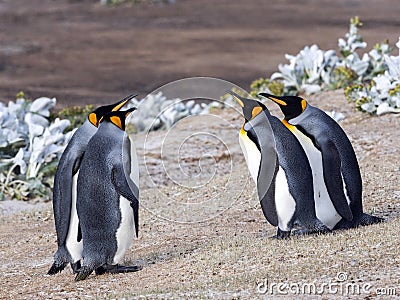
100 107 137 131
228 91 267 123
88 93 137 127
259 93 307 120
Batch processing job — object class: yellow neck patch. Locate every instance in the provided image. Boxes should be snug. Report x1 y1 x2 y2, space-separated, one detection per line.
110 116 123 130
251 106 263 119
282 119 296 131
240 125 246 135
301 99 307 111
88 113 97 126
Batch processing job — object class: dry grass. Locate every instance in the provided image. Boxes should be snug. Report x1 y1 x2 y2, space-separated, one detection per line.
0 90 399 299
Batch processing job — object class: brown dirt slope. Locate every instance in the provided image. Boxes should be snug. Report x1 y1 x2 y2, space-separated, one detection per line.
1 0 400 107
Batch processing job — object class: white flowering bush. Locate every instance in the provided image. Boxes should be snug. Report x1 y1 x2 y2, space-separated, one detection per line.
345 40 400 114
251 17 400 115
0 93 75 200
127 92 221 133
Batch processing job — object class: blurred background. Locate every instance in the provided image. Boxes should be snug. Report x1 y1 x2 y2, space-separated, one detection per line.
1 0 399 108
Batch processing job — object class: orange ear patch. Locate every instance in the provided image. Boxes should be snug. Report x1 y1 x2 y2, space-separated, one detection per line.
88 113 98 126
269 97 287 106
301 99 307 111
110 116 123 129
251 106 263 119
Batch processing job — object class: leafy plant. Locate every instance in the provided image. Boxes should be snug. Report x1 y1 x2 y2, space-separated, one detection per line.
250 17 400 115
54 104 94 132
127 92 218 133
0 93 75 200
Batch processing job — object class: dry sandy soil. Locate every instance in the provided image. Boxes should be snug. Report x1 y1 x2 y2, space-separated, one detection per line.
0 0 400 299
1 0 400 107
0 90 399 299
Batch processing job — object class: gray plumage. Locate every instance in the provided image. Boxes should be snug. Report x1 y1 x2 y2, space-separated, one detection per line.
252 110 329 237
48 120 96 274
260 92 383 229
48 94 136 275
231 92 329 238
290 104 382 228
75 111 139 281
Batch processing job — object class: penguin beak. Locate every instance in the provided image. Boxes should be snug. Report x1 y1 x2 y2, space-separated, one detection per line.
228 91 245 107
228 91 264 121
259 93 288 106
111 93 138 112
124 106 137 117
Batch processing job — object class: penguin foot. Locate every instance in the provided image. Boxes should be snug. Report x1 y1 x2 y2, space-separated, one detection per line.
292 222 331 236
95 264 143 275
276 228 291 239
47 262 67 275
75 266 93 281
358 213 384 226
292 227 331 236
71 261 81 274
334 213 384 230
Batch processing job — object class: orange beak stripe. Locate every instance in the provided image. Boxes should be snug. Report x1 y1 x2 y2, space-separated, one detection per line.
269 97 287 106
112 99 130 112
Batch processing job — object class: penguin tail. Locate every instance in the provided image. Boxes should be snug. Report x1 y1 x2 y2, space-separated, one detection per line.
47 261 67 275
357 213 384 226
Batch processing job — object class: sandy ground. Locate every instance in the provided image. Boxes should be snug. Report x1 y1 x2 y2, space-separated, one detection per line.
0 90 399 299
1 0 400 107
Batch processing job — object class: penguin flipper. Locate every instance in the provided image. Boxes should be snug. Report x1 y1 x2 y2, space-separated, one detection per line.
53 157 79 246
111 165 139 238
258 159 279 227
318 136 353 221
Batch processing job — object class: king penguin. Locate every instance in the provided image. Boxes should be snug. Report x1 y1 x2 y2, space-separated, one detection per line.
75 107 140 281
48 94 136 275
260 92 383 229
230 92 330 238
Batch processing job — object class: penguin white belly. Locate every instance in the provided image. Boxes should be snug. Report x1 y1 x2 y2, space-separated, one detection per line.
290 129 342 229
238 133 261 184
274 167 296 231
113 196 135 264
65 171 83 263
